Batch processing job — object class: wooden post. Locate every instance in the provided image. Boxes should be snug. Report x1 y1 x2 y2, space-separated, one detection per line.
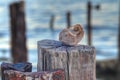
118 0 120 67
37 39 96 80
1 62 32 80
49 14 55 31
87 0 100 46
117 0 120 79
9 1 27 63
66 11 71 28
87 1 92 46
4 69 64 80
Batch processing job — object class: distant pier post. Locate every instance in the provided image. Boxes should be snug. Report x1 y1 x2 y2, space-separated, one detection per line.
49 14 55 31
118 0 120 66
87 1 92 46
87 0 100 46
117 0 120 80
66 11 71 28
9 1 27 63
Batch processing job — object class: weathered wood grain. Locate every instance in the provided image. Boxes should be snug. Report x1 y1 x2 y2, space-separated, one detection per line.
67 45 95 80
44 46 69 80
37 39 96 80
1 62 32 80
4 69 64 80
37 39 62 71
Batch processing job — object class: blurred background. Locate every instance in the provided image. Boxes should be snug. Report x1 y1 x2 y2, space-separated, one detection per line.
0 0 119 80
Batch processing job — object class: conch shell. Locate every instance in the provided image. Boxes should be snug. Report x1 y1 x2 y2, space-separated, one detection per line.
59 24 84 46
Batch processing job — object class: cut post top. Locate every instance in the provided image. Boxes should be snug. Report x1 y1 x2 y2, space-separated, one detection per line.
38 39 95 50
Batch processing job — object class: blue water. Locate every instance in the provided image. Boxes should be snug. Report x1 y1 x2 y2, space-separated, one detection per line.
0 0 119 71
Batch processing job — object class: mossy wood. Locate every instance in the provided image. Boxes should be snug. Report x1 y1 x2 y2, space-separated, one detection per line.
37 39 96 80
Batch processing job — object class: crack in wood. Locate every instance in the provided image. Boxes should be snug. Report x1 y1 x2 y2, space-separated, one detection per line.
37 39 96 80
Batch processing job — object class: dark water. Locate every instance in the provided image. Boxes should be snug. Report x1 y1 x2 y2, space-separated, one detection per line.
0 0 119 72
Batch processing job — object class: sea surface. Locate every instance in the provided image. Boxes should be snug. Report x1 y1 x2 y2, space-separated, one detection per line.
0 0 119 71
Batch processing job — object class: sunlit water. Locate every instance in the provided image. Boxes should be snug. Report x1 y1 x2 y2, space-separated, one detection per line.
0 0 119 72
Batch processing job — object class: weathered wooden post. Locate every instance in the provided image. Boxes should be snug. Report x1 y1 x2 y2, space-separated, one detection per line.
37 40 96 80
118 0 120 69
117 0 120 79
87 0 100 46
9 1 27 63
4 69 65 80
87 1 92 46
1 62 32 80
49 14 55 31
66 11 71 28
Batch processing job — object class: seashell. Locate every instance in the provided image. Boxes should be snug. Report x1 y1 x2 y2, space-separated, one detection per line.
59 24 84 46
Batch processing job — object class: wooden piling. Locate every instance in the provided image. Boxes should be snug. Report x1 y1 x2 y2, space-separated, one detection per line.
66 11 71 28
87 1 92 46
118 0 120 66
9 1 27 63
117 0 120 80
4 69 64 80
1 62 32 80
87 1 100 46
50 14 55 31
37 39 96 80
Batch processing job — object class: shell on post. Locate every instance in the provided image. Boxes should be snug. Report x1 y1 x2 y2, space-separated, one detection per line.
59 24 84 46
